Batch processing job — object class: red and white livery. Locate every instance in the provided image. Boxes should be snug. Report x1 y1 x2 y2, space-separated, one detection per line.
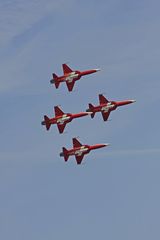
86 94 136 121
41 106 92 134
50 63 100 92
60 138 109 165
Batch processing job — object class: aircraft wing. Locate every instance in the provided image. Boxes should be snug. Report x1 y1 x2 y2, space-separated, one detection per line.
75 154 84 165
73 138 82 148
54 106 64 116
57 122 67 133
101 110 111 121
99 94 109 104
66 80 75 92
62 64 73 74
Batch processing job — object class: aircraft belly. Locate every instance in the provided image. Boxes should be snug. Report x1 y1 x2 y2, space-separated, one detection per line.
57 116 70 124
103 109 109 112
75 148 88 156
66 74 79 82
59 121 65 125
76 152 83 156
102 105 114 112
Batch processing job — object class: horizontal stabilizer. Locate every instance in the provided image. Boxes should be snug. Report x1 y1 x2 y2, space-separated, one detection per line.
55 80 60 89
88 103 95 118
52 73 58 79
63 147 69 161
44 115 51 130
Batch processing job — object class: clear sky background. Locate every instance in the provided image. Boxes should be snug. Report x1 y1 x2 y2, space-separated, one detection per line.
0 0 160 239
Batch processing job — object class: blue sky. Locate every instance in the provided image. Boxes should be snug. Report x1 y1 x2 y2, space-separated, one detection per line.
0 0 160 239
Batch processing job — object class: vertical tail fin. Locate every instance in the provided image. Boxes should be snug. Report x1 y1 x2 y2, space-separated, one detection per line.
51 73 60 89
62 147 69 162
52 73 58 79
88 103 95 118
44 115 51 130
55 81 60 89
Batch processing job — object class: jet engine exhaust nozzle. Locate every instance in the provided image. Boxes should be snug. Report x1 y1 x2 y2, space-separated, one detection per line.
50 79 55 84
41 121 45 125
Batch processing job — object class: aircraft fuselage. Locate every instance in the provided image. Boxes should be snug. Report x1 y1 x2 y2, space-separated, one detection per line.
45 114 71 126
69 145 90 156
56 71 81 83
61 144 108 157
94 102 117 113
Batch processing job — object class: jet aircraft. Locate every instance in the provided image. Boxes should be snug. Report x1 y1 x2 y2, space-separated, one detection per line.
86 94 136 121
50 63 100 92
41 106 92 134
60 137 109 164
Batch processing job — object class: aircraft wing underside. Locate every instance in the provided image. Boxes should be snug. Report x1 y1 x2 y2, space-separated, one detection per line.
54 106 64 116
57 122 67 133
73 138 82 148
66 80 75 92
62 64 73 74
99 94 109 104
75 154 84 164
101 110 111 121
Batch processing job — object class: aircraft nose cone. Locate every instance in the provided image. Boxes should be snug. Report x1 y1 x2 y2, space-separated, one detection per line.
94 68 101 72
103 143 110 147
131 100 136 103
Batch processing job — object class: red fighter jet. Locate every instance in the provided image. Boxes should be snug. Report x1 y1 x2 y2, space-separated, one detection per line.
50 63 100 92
86 94 136 121
41 106 92 134
60 138 109 165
